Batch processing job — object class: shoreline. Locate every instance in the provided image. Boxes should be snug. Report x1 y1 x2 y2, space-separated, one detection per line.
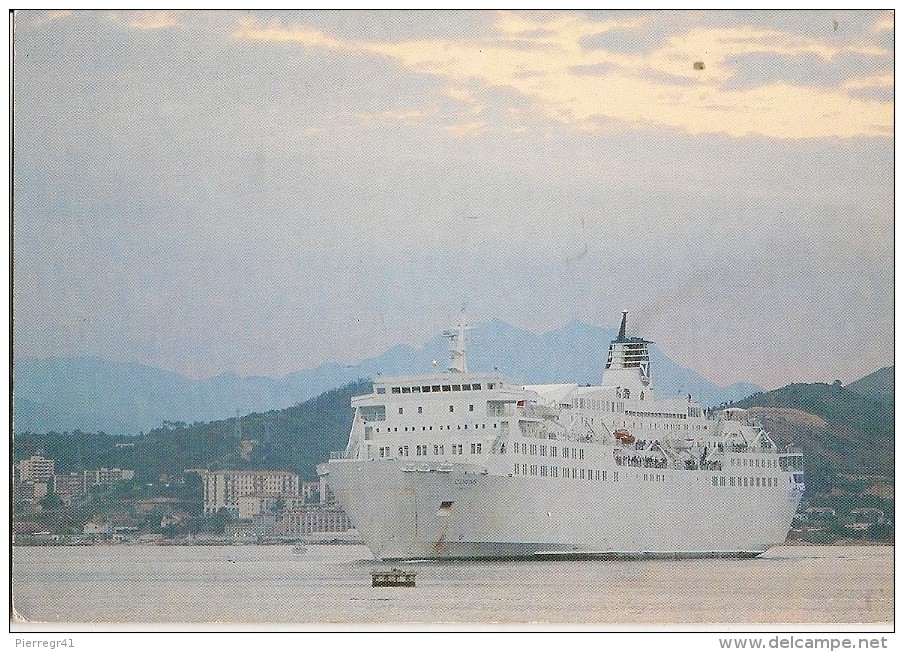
12 539 893 548
782 538 893 547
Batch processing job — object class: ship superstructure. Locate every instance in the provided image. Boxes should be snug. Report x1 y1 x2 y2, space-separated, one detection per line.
319 312 804 560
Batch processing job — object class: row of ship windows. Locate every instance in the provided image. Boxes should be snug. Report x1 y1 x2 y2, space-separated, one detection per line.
361 403 505 422
514 464 617 481
378 443 482 457
367 422 495 435
399 405 476 414
511 467 784 488
625 410 689 419
363 404 483 419
730 458 778 468
629 422 709 431
378 383 492 395
377 441 590 459
572 399 625 412
513 441 585 460
572 417 694 434
712 476 782 487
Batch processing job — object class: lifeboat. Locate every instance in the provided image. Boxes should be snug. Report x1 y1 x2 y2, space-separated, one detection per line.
614 429 635 445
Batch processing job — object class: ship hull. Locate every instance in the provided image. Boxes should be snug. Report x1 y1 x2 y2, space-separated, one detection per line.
323 459 803 561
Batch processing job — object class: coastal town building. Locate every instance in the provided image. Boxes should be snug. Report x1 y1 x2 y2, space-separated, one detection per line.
318 478 334 504
278 505 354 536
53 473 85 504
83 521 113 536
200 469 299 516
300 481 321 503
83 467 135 487
237 492 306 520
19 454 55 483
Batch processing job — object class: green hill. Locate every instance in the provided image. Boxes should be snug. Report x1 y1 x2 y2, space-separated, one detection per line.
14 379 370 483
138 378 371 482
729 372 893 543
846 366 894 403
731 380 893 484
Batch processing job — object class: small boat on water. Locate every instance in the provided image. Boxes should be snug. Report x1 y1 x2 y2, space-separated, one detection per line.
371 568 417 587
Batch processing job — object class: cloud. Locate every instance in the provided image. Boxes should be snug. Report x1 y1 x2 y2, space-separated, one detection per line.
128 10 185 30
646 25 886 82
352 108 436 126
11 10 892 386
445 121 489 138
872 11 894 33
843 73 894 90
34 10 72 25
232 11 892 140
438 86 486 117
441 86 477 103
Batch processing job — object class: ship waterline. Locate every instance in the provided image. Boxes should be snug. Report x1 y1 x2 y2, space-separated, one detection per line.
320 312 804 561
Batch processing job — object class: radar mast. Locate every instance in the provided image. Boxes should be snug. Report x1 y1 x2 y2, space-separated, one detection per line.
442 314 472 373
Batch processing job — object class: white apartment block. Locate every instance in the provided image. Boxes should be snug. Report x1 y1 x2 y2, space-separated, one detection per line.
19 454 55 483
83 468 135 487
201 470 300 516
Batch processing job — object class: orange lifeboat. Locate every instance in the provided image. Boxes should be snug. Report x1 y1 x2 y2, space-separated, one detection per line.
614 429 635 445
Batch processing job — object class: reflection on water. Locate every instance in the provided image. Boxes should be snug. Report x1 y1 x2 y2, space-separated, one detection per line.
11 544 892 625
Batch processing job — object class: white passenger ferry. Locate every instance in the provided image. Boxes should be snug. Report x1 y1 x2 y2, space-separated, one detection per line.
318 312 804 560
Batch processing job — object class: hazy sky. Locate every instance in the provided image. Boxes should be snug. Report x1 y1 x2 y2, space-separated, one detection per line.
13 9 894 389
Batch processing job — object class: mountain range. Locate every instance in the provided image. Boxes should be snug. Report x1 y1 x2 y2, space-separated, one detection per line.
13 318 766 435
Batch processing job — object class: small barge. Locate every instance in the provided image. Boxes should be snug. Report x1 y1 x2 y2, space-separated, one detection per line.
371 568 416 587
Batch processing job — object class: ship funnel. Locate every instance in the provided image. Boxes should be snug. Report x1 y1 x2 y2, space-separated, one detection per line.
603 310 654 395
617 310 628 341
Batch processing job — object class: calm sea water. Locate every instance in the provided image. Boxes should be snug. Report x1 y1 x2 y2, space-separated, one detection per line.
11 544 892 625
